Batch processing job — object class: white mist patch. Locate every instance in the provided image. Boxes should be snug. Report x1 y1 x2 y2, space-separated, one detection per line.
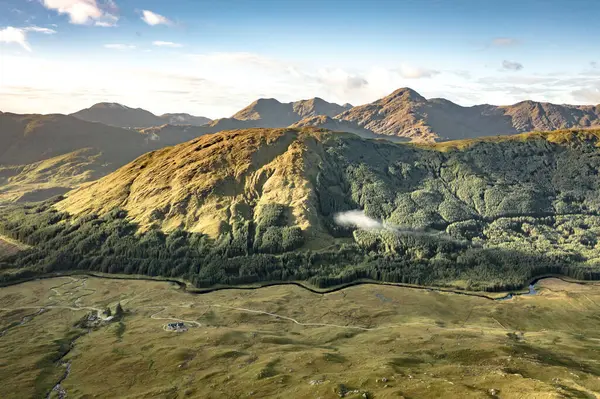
333 210 385 230
333 210 466 243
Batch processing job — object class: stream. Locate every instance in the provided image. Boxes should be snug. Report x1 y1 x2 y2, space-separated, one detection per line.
44 331 87 399
0 308 46 337
47 362 70 399
496 284 537 301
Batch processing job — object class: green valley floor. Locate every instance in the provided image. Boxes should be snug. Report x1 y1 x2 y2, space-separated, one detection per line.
1 276 599 398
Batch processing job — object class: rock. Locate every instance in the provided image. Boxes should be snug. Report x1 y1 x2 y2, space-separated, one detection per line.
489 388 499 396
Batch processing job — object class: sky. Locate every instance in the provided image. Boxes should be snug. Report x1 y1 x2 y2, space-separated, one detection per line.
1 0 599 119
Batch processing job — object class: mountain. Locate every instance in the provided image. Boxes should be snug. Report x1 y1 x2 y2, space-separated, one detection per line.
71 103 211 128
0 113 213 205
136 124 213 146
5 127 600 291
232 97 352 122
67 93 600 143
330 88 600 142
55 127 600 237
159 113 212 126
205 97 352 132
0 112 148 165
0 112 160 204
289 115 409 142
70 103 165 128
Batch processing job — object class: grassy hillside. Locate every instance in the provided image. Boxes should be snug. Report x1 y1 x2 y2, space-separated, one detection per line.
0 112 220 206
2 127 600 291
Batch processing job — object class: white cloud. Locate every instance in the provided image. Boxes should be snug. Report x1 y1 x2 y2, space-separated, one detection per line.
152 41 183 48
104 43 135 50
2 50 598 121
502 60 524 71
492 37 519 47
24 26 57 34
334 210 384 230
0 26 56 52
398 64 440 79
0 27 32 52
572 85 600 103
41 0 119 26
141 10 171 26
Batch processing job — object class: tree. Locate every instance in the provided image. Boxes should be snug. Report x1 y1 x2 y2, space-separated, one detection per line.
115 302 124 319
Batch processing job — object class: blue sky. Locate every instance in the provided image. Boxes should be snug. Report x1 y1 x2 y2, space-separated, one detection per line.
1 0 599 118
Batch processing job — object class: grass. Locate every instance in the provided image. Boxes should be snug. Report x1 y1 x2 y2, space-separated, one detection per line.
1 276 600 398
417 128 600 152
0 234 30 257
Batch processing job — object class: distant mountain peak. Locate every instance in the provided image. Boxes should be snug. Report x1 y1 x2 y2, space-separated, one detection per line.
384 87 426 102
90 102 131 110
71 104 211 128
253 98 283 106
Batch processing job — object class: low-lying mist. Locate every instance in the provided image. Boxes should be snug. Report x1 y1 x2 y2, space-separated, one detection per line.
333 210 465 243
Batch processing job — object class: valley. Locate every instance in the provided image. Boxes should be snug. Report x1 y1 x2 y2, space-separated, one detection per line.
3 1 600 397
1 275 599 398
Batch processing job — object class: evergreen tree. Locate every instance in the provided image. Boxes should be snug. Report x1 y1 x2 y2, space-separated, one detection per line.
115 303 124 319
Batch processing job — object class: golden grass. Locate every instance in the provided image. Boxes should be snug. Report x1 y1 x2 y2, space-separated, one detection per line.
417 128 600 152
0 235 30 257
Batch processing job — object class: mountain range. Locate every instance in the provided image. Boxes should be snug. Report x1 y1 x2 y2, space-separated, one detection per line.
321 88 600 142
71 89 600 142
70 102 212 128
2 87 600 205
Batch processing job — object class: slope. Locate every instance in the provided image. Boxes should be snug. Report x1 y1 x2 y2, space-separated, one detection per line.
5 128 600 290
71 103 211 128
0 113 210 205
332 88 600 142
159 113 212 126
0 112 147 165
207 97 352 132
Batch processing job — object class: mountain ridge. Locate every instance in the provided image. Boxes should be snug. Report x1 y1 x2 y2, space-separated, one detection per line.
70 103 212 128
65 90 600 142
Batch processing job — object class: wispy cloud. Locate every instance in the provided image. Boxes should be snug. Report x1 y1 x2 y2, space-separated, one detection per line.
104 43 135 50
502 60 524 71
492 37 519 47
4 49 599 120
0 26 56 52
24 26 57 35
41 0 119 27
572 85 600 103
0 27 32 52
152 41 183 48
334 210 384 230
141 10 172 26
